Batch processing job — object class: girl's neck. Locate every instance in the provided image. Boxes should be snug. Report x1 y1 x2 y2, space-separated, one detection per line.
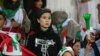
40 27 48 31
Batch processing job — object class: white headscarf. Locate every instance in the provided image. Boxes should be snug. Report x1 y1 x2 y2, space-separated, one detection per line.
58 47 74 56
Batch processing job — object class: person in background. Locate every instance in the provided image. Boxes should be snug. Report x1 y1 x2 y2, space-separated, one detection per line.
2 0 30 33
51 11 80 46
67 39 81 56
23 0 46 14
0 11 24 43
58 47 74 56
0 11 36 56
79 30 100 56
26 9 62 56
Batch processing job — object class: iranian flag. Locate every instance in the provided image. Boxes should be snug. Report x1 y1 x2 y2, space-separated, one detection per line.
0 31 36 56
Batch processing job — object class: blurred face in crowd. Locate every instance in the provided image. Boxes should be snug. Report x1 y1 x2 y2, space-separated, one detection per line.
63 51 73 56
37 12 52 30
34 0 43 8
73 41 81 55
0 14 5 28
87 32 95 43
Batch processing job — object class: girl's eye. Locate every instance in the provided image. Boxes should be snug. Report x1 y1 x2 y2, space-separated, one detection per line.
42 16 46 19
48 17 51 20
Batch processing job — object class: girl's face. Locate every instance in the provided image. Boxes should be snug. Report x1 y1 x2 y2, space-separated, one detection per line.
35 0 43 8
0 15 5 27
73 42 81 55
37 12 52 29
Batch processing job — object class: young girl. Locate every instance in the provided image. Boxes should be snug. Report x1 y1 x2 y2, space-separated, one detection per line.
26 9 62 56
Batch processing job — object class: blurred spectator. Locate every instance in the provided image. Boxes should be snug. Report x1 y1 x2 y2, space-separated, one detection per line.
79 30 100 56
67 39 81 56
23 0 46 14
51 11 80 45
2 0 30 33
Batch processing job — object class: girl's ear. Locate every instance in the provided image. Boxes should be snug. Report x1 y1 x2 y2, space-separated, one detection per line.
37 19 40 23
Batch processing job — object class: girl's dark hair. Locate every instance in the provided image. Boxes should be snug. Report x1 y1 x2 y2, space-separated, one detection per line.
73 39 81 45
3 0 20 10
0 11 6 20
37 9 51 19
33 9 52 30
67 39 81 47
